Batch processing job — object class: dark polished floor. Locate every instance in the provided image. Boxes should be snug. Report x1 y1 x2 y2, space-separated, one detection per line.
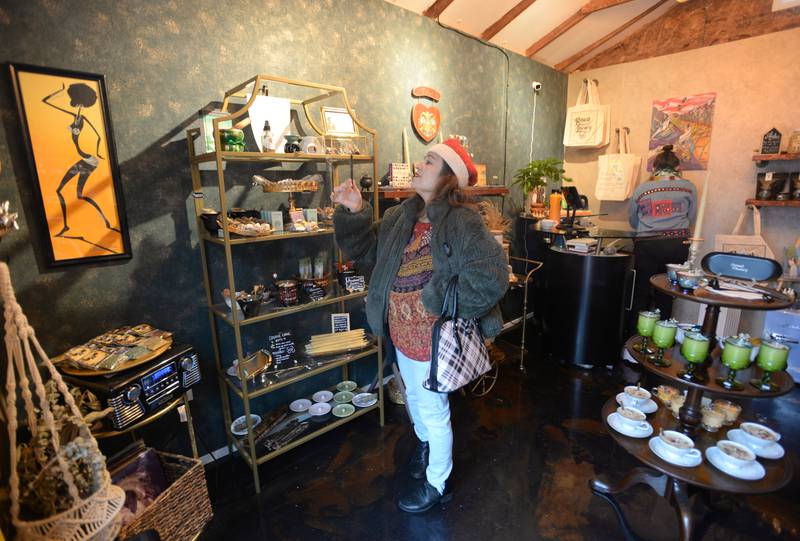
199 346 800 541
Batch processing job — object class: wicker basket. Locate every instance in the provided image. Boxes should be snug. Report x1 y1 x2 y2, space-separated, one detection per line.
117 451 212 541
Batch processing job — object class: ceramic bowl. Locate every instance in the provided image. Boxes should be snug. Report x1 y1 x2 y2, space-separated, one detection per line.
230 414 261 436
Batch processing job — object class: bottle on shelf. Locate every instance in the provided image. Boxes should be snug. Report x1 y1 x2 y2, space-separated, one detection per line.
261 121 276 152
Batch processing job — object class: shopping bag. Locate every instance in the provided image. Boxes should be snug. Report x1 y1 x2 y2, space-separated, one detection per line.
596 127 641 201
714 206 775 259
424 276 491 394
563 79 610 149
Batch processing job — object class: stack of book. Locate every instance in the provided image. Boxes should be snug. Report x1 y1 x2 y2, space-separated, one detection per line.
565 238 598 253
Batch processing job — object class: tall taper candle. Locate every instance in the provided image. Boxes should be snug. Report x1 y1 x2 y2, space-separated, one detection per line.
438 131 444 144
693 173 709 241
402 128 410 168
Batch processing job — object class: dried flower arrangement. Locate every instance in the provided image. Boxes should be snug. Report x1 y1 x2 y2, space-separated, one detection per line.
478 201 511 233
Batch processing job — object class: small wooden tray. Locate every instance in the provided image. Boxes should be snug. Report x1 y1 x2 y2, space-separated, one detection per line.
54 340 173 376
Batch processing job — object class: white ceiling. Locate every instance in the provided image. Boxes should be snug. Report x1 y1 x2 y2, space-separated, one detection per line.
384 0 677 71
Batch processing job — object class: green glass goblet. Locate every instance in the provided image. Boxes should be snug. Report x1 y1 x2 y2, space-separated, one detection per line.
648 319 677 367
678 332 710 383
715 333 753 391
633 309 660 354
751 340 789 392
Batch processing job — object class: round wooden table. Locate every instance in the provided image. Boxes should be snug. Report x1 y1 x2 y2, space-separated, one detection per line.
593 397 792 540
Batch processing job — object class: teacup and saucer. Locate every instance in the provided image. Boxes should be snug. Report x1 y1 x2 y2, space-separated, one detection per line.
608 406 652 438
648 430 702 467
705 439 765 480
616 385 657 413
727 422 784 459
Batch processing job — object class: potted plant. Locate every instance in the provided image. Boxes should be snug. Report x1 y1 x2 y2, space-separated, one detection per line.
512 158 572 213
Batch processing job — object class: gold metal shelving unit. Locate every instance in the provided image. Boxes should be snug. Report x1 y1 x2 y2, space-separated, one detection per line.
186 74 383 493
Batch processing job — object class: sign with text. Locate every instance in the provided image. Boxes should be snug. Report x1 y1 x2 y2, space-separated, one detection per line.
267 331 297 368
331 313 351 333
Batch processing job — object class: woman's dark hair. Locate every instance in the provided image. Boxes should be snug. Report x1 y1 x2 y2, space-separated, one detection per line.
653 144 680 172
433 161 476 209
67 83 98 108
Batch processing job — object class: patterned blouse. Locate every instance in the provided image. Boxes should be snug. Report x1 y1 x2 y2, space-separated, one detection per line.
388 221 439 362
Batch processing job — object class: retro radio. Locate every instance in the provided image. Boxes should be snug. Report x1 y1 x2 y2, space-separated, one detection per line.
62 344 201 430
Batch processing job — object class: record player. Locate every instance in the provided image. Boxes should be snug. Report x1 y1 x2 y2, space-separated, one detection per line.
62 343 201 430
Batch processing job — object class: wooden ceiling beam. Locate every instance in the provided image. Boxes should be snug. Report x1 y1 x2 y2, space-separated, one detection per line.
525 0 636 58
423 0 457 19
554 0 668 71
481 0 538 41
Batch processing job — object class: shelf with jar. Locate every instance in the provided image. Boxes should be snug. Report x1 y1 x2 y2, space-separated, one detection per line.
186 74 382 493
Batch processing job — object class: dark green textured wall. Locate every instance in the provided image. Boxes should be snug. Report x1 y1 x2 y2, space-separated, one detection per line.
0 0 566 453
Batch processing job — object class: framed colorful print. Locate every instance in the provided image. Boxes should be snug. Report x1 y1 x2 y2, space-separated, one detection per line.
9 63 131 267
320 106 359 137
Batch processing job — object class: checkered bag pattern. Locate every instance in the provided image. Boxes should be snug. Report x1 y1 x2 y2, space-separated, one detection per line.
424 277 491 393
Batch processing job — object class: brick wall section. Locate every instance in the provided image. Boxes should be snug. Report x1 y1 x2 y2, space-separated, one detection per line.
577 0 800 70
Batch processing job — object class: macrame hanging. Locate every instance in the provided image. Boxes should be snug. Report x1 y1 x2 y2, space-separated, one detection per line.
2 262 124 541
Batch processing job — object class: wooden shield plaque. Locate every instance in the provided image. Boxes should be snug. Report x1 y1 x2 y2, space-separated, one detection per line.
412 103 440 143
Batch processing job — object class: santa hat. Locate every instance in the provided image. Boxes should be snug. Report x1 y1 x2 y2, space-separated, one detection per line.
429 138 477 188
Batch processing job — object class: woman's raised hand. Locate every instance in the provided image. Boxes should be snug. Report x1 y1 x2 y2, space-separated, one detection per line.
331 178 363 213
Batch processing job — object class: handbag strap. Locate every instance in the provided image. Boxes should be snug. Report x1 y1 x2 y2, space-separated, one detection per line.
752 206 763 235
731 207 750 235
575 80 589 106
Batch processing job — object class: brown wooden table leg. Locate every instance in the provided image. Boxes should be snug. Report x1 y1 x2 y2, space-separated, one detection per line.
669 478 697 541
700 305 719 352
590 467 669 541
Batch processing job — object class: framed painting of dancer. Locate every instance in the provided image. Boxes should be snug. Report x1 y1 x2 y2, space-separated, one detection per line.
9 63 131 267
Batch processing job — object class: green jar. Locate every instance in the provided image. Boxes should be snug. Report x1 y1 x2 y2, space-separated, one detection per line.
220 128 245 152
757 340 789 372
721 333 753 370
652 319 677 349
637 310 660 337
681 332 709 363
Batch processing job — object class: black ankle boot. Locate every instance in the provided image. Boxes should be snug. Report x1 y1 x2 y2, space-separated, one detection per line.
398 478 453 513
408 441 429 479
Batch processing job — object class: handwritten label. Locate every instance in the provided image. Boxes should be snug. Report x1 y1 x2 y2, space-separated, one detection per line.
267 331 297 369
344 275 366 292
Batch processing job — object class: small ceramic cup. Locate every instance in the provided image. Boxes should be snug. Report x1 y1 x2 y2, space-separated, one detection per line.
739 422 780 448
658 430 701 460
616 406 648 431
716 440 756 469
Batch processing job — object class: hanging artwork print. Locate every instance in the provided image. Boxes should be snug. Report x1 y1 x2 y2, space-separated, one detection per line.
647 92 716 171
9 63 131 267
411 86 441 143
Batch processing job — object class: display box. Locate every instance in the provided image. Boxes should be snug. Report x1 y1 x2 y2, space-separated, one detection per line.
323 134 370 156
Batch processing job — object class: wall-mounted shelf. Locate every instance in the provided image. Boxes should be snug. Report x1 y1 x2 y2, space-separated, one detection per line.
753 153 800 167
746 199 800 208
379 186 509 199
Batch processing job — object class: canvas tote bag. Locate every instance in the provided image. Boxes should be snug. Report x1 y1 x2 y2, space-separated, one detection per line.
424 276 492 394
596 127 641 201
563 79 610 149
714 206 775 259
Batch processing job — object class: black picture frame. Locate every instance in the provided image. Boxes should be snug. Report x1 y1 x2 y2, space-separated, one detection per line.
9 62 132 267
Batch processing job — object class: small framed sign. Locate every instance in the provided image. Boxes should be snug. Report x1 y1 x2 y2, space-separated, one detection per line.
761 128 782 154
331 313 351 333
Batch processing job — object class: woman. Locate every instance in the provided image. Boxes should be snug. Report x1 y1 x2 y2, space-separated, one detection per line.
42 82 119 237
332 139 508 513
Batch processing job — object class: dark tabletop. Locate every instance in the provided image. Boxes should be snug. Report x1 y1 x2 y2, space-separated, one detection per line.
601 397 793 494
650 274 794 311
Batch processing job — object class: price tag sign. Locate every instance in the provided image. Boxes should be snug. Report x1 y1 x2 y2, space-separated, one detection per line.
344 275 365 292
331 313 351 333
267 331 297 369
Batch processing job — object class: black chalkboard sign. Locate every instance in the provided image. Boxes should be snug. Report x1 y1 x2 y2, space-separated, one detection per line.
761 128 782 154
267 331 297 369
301 281 326 302
345 275 366 292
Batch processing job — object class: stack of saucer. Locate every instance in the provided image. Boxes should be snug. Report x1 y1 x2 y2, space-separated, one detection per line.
616 385 657 414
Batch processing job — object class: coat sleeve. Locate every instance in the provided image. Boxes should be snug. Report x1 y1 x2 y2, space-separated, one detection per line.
422 211 508 320
333 201 377 275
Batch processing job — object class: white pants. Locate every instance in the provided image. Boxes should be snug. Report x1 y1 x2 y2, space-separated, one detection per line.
396 348 453 494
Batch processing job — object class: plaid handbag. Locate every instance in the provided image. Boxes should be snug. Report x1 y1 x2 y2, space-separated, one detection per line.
424 276 492 393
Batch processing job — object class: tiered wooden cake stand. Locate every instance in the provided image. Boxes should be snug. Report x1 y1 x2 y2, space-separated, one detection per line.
592 274 795 541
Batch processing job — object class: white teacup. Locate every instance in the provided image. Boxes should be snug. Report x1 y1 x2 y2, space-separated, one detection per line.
716 440 756 468
658 430 701 461
739 422 780 448
616 406 648 431
623 385 651 406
